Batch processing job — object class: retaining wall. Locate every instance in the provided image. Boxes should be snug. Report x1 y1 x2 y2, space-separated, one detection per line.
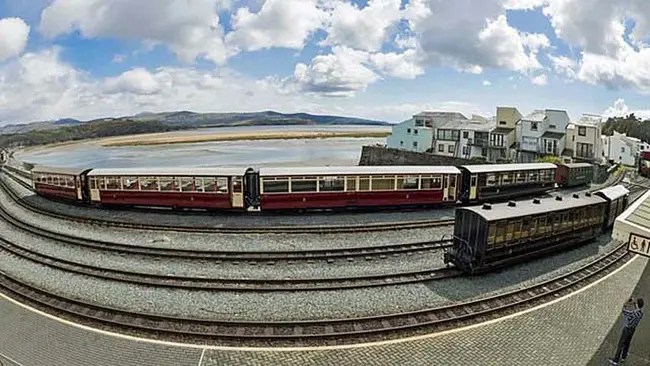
358 145 480 166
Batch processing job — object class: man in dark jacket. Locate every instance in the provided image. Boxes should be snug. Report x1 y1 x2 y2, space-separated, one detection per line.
609 297 644 365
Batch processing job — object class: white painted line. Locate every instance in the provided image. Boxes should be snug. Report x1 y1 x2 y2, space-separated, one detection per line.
197 348 206 366
0 350 26 366
0 255 644 353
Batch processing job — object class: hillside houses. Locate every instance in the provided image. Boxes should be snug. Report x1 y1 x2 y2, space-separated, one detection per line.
386 107 647 166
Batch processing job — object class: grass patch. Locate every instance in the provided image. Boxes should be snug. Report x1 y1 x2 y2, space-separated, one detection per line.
101 131 392 147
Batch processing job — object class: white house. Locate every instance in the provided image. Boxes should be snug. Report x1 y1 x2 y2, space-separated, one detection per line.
433 117 493 159
386 118 435 152
386 111 469 152
565 114 604 163
603 131 640 166
516 109 570 162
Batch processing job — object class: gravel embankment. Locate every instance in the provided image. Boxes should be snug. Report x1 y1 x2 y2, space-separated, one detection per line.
0 218 448 279
1 172 455 227
0 233 623 322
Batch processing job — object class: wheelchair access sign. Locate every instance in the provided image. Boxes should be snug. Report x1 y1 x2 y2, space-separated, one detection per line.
628 233 650 258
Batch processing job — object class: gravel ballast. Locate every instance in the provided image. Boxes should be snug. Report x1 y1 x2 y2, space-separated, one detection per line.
0 232 624 322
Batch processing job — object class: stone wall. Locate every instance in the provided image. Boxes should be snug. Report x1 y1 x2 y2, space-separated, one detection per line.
358 145 479 166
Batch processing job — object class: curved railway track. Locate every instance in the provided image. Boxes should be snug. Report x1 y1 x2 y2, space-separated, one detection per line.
0 171 455 234
0 242 634 346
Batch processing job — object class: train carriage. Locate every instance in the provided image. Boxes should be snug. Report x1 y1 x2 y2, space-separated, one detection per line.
593 185 629 228
86 167 251 210
446 193 607 273
32 165 92 201
458 163 557 203
555 162 593 187
257 166 461 210
639 151 650 178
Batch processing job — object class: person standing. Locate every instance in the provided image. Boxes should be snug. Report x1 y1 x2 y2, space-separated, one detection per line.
609 297 644 365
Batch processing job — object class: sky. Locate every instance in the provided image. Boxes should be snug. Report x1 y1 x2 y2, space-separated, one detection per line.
1 0 650 125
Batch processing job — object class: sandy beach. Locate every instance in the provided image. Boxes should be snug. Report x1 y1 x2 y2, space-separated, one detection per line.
100 130 391 147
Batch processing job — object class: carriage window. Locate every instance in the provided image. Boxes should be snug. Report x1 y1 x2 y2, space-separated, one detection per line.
449 175 456 186
141 177 158 191
506 221 515 241
232 177 243 193
263 178 289 193
358 176 371 191
522 217 532 238
194 178 205 192
486 174 497 186
562 212 570 229
319 176 345 192
470 176 477 187
159 177 178 191
516 172 526 183
397 176 419 190
345 176 357 191
217 177 229 193
513 219 523 239
122 177 139 190
421 175 442 189
501 173 512 185
528 171 538 181
90 177 98 189
487 223 496 245
371 176 395 190
203 177 217 192
537 215 546 234
68 177 76 188
292 177 318 192
180 177 194 192
106 177 120 190
495 221 506 244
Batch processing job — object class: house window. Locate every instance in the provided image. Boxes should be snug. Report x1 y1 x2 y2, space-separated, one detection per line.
438 144 444 152
621 147 625 153
463 131 469 139
400 141 404 146
413 141 418 148
499 120 507 125
448 145 454 153
414 129 418 135
407 128 411 133
481 148 488 156
578 126 586 136
462 146 469 155
549 124 556 129
531 122 538 131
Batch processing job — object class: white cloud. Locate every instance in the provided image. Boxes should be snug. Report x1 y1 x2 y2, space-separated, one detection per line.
531 74 548 85
112 54 125 63
503 0 548 10
322 0 403 52
602 98 650 121
483 80 492 86
0 17 30 61
548 54 577 78
404 0 549 74
226 0 327 52
39 0 231 64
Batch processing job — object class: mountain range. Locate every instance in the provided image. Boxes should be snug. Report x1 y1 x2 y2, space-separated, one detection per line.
0 111 390 135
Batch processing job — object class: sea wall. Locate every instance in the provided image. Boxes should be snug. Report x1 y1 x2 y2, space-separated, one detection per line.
358 145 476 166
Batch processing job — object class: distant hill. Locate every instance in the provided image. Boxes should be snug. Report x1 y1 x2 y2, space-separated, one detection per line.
0 111 389 135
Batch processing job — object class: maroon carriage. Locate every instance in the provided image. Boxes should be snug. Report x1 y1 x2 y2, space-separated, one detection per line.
257 165 462 210
32 165 91 201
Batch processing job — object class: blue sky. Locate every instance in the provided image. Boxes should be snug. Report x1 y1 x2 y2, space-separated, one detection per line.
0 0 649 124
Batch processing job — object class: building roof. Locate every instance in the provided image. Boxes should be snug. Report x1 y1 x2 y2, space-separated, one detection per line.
458 193 606 222
524 110 546 122
259 166 461 177
593 185 629 201
575 114 603 127
542 131 565 139
491 127 514 134
459 163 557 174
88 167 251 177
414 111 468 120
31 165 91 176
438 119 495 132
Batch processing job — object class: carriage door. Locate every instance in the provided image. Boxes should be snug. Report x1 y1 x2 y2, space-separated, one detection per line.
443 175 449 201
448 174 457 201
231 176 244 208
469 174 478 200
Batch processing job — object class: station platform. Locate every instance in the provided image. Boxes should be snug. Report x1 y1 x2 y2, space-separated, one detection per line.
0 254 649 365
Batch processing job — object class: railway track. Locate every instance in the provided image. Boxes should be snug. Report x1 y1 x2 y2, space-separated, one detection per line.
0 242 634 346
0 172 455 234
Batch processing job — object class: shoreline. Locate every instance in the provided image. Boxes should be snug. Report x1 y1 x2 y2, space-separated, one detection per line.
100 131 391 147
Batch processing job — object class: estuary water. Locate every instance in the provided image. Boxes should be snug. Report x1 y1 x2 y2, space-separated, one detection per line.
16 125 391 169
